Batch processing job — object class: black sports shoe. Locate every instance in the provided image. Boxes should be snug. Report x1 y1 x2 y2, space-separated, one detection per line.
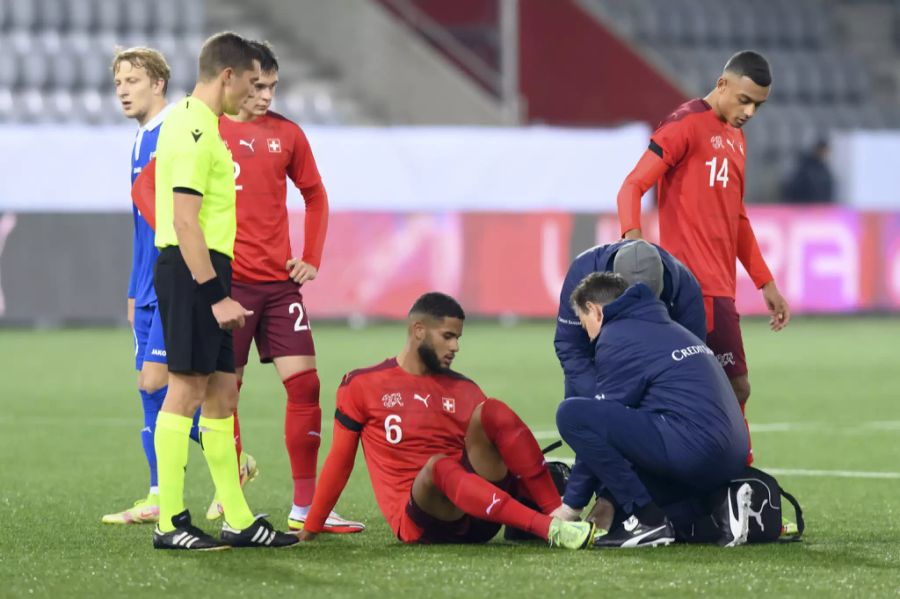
592 514 676 548
712 482 753 547
153 510 229 551
220 515 299 548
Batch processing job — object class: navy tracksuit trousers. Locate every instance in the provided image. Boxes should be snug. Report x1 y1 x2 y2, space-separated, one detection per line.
557 397 746 518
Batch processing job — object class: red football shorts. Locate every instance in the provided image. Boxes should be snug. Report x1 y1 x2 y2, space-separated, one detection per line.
231 280 316 368
704 296 748 379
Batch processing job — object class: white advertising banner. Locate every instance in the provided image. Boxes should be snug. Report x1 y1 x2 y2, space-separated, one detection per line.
0 123 653 213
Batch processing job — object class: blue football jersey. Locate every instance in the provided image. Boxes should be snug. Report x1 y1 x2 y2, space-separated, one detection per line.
128 105 172 307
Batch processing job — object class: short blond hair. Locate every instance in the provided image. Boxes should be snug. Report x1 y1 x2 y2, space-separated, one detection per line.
111 47 171 93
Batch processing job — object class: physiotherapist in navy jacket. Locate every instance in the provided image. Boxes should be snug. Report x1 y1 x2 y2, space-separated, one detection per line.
555 272 749 548
556 240 706 512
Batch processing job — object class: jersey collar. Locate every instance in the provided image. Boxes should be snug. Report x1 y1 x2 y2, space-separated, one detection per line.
140 102 175 133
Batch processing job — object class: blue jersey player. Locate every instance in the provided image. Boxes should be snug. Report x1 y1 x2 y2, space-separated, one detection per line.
102 48 182 524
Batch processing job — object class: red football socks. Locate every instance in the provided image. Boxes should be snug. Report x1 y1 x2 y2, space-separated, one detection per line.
233 381 244 468
431 457 552 540
284 369 322 506
479 398 562 513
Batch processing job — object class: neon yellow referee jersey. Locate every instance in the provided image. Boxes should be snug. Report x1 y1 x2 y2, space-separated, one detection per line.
154 96 236 258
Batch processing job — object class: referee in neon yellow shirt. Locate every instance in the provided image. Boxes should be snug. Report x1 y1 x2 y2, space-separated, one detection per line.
152 32 296 550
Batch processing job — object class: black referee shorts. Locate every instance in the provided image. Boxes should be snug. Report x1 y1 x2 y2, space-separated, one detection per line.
154 246 235 375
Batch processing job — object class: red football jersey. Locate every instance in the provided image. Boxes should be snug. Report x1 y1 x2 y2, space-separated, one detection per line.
335 358 487 534
651 99 773 298
218 111 327 283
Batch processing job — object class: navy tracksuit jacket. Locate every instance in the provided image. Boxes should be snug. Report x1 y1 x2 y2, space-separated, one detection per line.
557 284 748 513
555 241 706 400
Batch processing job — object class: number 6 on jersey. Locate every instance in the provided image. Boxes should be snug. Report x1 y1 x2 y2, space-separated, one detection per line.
384 414 402 444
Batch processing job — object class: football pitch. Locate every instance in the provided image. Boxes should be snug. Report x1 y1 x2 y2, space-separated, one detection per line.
2 317 899 597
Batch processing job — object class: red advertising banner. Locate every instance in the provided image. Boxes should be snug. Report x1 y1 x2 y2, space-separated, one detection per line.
290 208 899 319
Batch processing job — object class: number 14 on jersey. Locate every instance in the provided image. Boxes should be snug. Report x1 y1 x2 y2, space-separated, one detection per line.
705 156 729 188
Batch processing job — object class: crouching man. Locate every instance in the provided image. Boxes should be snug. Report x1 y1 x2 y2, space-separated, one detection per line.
556 272 752 548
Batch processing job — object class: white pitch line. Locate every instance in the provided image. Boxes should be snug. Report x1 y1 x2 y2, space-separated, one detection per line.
534 422 900 438
764 468 900 480
546 458 900 480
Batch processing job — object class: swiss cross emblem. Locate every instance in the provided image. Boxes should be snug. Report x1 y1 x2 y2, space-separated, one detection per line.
442 397 456 413
267 138 282 153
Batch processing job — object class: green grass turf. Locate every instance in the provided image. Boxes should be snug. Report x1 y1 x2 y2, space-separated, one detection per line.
1 317 899 597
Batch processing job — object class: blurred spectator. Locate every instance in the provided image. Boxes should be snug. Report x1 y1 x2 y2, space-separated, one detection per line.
781 140 834 203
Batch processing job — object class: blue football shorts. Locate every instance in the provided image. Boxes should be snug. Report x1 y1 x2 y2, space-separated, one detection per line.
133 303 168 370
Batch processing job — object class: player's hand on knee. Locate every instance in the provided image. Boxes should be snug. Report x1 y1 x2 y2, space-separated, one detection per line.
286 258 318 285
211 297 253 330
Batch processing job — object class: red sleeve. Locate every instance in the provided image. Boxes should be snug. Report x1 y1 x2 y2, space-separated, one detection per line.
299 182 328 270
287 126 322 190
737 201 774 289
651 118 692 168
304 380 365 534
288 126 328 270
303 421 360 534
616 149 670 236
131 159 157 230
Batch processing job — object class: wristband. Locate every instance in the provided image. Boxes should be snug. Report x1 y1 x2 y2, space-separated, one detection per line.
197 277 227 305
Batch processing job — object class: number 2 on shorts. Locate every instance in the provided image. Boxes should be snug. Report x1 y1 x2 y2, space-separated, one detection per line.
289 302 310 332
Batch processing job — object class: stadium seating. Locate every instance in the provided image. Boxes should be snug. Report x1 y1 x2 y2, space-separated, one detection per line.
0 0 374 124
580 0 898 197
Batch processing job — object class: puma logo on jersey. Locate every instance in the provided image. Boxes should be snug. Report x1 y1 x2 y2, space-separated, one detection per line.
486 493 502 515
413 394 430 408
726 138 736 153
239 138 256 152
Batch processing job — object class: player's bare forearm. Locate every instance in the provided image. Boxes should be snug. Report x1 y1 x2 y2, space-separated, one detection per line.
172 191 217 284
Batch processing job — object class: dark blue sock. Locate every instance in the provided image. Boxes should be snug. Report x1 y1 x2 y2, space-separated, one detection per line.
189 407 201 444
139 386 167 489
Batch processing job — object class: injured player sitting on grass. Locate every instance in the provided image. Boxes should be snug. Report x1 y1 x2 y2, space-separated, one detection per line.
296 292 597 549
